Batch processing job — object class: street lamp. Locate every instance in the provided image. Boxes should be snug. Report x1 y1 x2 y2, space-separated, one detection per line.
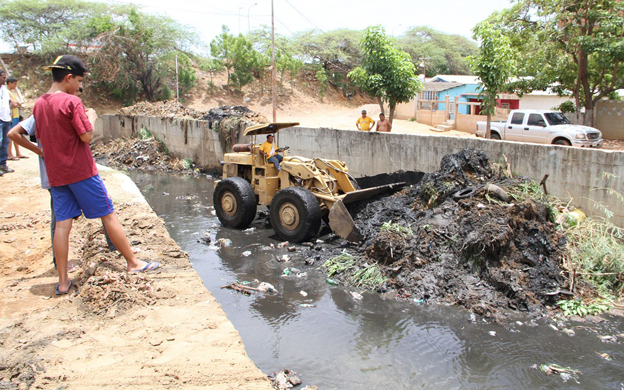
238 7 242 34
248 3 258 33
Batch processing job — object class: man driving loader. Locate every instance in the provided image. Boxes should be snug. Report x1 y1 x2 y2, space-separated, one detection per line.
260 134 283 171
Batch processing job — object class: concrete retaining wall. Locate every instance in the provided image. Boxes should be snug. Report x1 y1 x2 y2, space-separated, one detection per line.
97 115 624 224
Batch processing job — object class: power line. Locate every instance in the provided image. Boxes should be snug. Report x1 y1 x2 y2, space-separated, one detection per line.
281 0 325 32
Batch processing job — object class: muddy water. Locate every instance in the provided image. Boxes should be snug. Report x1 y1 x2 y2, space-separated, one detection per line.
128 171 624 389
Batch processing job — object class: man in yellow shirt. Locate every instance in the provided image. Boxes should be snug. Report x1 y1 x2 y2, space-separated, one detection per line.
260 134 283 171
356 109 375 131
7 77 26 159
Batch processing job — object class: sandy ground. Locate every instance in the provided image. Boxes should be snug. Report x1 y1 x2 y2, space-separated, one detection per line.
0 153 272 389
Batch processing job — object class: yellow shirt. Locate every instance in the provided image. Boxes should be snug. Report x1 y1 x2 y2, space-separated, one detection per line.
261 140 278 157
356 116 374 131
8 89 20 119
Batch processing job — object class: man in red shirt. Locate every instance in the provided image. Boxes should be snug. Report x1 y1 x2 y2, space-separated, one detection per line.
34 55 159 295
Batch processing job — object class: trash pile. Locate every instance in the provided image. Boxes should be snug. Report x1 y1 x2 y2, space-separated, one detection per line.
112 102 268 161
329 149 569 318
117 100 208 119
92 137 190 172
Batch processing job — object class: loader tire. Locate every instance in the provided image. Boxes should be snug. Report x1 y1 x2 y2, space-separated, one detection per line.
214 177 257 229
270 187 321 243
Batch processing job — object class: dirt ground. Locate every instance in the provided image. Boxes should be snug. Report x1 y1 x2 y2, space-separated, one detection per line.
0 155 273 390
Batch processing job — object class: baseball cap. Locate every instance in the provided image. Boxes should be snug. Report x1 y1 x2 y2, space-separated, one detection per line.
43 55 88 76
361 110 367 114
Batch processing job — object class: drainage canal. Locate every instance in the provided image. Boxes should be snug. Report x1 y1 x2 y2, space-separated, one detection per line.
129 171 624 390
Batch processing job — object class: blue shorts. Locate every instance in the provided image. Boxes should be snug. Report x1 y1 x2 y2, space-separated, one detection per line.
50 175 115 221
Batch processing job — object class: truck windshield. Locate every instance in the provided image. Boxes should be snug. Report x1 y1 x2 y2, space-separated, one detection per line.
544 112 571 125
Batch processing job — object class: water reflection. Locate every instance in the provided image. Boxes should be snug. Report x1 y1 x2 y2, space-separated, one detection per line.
128 171 624 390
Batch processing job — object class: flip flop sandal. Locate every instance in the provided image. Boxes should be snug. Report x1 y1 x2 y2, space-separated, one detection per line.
130 261 161 273
55 280 73 295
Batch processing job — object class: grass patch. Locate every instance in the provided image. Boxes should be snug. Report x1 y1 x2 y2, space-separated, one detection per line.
322 252 387 290
380 221 413 238
557 298 612 317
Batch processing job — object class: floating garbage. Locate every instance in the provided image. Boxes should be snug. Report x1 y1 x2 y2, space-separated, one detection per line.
283 268 291 276
217 238 232 248
489 331 497 337
326 278 338 285
162 192 170 196
242 251 252 257
300 303 315 308
290 267 301 273
258 282 277 293
268 369 302 390
197 232 211 245
288 246 296 252
244 227 256 233
296 272 308 278
222 281 277 294
350 292 363 301
300 291 308 297
535 364 581 383
277 242 288 248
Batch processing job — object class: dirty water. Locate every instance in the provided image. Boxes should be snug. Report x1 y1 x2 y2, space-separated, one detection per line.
128 171 624 390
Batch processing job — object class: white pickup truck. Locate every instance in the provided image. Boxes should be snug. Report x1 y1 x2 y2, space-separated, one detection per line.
476 109 603 147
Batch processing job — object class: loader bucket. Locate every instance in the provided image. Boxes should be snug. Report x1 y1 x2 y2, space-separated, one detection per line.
328 182 406 242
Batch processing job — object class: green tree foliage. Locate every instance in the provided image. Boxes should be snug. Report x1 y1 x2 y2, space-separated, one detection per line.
0 0 125 51
348 26 421 122
211 25 264 91
0 0 196 104
292 29 362 96
468 22 517 139
92 9 195 102
159 52 197 97
483 0 624 126
398 27 478 76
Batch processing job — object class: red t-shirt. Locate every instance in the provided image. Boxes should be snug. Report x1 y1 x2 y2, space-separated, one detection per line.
33 93 97 187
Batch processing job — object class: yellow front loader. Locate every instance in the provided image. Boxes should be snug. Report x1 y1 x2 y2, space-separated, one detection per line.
214 123 404 242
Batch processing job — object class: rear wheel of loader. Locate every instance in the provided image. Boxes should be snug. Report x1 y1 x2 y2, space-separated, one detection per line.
270 187 321 243
213 177 257 229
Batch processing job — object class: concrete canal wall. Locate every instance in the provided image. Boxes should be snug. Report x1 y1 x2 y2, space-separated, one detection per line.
97 115 624 224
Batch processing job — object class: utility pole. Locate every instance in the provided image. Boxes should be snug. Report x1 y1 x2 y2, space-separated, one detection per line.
271 0 276 121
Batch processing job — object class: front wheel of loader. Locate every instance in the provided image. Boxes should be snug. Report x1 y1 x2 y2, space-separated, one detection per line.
214 177 257 229
270 187 321 243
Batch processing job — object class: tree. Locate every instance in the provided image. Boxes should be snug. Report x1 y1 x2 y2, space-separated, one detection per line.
92 8 196 102
348 26 421 122
0 0 127 52
483 0 624 126
468 22 517 139
211 26 264 91
398 27 478 76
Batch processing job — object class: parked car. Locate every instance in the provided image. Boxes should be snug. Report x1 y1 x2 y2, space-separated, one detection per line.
476 109 603 147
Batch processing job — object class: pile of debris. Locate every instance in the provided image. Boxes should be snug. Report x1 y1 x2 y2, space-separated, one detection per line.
117 100 207 119
113 102 268 159
92 137 191 172
329 149 570 318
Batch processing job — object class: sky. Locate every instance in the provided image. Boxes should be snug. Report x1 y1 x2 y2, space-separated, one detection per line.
0 0 513 53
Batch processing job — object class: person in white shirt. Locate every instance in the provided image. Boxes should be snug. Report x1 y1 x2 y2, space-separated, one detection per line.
0 70 14 175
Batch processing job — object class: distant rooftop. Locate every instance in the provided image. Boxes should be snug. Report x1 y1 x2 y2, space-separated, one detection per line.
430 75 481 84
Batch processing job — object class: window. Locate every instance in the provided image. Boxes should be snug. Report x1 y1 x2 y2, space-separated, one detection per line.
527 113 544 126
510 112 524 125
544 112 571 125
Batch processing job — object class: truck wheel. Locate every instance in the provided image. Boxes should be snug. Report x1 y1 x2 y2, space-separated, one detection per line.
213 177 257 229
490 132 501 140
554 139 571 146
270 187 321 243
